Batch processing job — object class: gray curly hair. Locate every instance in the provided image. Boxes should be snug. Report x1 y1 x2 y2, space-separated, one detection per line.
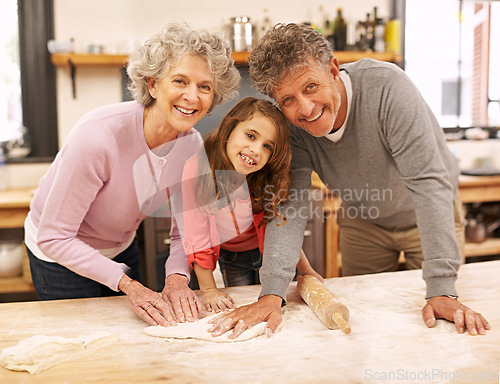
127 22 240 113
248 23 333 98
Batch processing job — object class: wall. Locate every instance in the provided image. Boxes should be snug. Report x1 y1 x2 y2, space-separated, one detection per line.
9 0 388 188
447 139 500 170
53 0 390 145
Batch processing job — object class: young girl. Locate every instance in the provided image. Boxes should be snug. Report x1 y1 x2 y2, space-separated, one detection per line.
179 97 322 313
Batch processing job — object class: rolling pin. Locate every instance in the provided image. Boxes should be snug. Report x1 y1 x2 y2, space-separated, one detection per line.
297 275 351 334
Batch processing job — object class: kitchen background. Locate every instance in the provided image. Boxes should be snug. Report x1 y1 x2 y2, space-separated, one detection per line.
1 0 499 298
1 0 499 187
3 0 397 188
52 0 392 146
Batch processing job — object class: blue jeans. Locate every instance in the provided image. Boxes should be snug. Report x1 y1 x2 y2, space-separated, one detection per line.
218 247 262 287
26 239 142 300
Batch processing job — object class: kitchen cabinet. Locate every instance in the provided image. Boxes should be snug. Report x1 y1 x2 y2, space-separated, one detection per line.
141 217 172 292
302 191 326 276
141 194 326 290
459 175 500 258
314 173 500 278
0 188 36 301
5 174 497 301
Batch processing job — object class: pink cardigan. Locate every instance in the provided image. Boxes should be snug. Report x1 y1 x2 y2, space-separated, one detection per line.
25 101 202 290
180 154 266 271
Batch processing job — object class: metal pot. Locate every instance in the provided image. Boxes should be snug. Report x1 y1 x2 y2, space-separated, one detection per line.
465 217 500 243
228 16 253 52
465 218 487 243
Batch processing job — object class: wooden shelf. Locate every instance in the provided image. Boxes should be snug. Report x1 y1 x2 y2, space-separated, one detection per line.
51 50 403 99
51 53 129 67
51 51 403 68
0 188 35 298
465 238 500 257
0 276 34 294
335 51 402 64
459 175 500 204
0 188 33 229
0 188 34 209
231 51 251 65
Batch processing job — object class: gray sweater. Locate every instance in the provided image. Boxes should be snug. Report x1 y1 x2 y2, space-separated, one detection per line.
260 59 461 301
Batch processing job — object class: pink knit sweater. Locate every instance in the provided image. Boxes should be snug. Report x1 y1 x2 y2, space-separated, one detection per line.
25 101 202 291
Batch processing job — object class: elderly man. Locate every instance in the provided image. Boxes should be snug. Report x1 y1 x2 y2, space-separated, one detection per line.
207 23 489 338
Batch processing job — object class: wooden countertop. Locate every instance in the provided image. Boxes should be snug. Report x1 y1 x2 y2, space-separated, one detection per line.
312 172 500 203
312 172 500 190
458 175 500 203
0 188 34 209
0 188 34 229
458 174 500 187
0 261 498 383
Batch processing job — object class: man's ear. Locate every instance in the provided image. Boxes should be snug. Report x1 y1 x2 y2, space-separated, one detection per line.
328 56 340 79
147 77 157 99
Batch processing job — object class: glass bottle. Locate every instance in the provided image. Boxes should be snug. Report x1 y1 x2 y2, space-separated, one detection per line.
374 18 385 53
333 8 347 51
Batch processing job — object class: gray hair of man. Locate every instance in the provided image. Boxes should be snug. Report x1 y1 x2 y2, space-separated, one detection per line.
248 23 333 99
127 22 240 113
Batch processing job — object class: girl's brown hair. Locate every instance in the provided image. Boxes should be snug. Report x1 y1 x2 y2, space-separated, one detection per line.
196 96 292 224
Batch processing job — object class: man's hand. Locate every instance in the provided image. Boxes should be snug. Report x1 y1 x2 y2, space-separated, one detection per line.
161 274 203 323
422 296 491 335
208 295 283 339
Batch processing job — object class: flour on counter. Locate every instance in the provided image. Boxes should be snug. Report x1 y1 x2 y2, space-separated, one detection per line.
144 311 268 343
0 332 118 374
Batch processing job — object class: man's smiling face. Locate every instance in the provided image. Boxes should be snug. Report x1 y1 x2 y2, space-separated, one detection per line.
274 58 342 137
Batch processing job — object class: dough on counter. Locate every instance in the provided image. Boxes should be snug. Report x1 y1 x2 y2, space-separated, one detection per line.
144 312 267 343
0 332 118 374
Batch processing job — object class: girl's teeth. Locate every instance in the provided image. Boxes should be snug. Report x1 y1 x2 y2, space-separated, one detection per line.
240 154 255 165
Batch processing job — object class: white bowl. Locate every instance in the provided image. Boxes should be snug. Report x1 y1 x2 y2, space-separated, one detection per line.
0 242 24 278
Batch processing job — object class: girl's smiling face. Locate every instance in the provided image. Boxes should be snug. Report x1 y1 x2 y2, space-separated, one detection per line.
226 113 277 176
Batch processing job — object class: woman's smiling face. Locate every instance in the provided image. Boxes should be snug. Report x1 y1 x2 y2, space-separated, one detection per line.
148 54 214 136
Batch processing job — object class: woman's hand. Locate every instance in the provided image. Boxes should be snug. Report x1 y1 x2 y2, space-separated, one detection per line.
201 288 235 313
161 273 204 322
119 275 176 327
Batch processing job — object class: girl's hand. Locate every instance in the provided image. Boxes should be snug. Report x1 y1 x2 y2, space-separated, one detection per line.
297 268 324 283
202 288 235 313
296 250 324 283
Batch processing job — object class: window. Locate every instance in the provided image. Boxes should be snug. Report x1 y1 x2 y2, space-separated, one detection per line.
0 0 58 162
405 0 499 128
0 2 22 145
488 4 500 124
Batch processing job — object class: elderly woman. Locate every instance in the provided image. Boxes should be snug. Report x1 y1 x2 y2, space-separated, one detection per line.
24 22 240 327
